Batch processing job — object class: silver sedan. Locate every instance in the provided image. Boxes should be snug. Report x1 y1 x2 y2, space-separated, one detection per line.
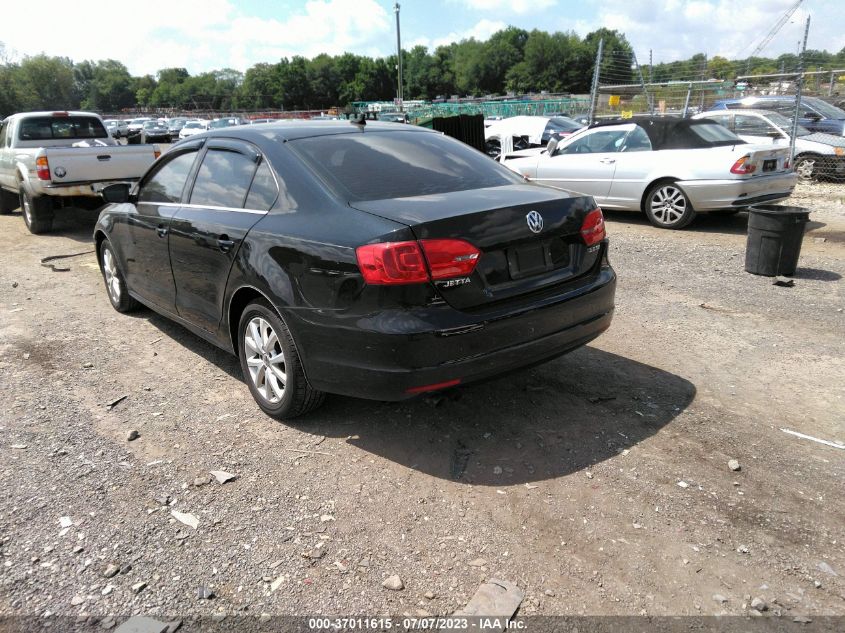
504 116 797 229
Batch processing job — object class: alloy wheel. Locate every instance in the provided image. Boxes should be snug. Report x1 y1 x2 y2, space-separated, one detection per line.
794 157 816 179
102 247 121 303
650 185 688 226
244 317 286 404
21 195 32 225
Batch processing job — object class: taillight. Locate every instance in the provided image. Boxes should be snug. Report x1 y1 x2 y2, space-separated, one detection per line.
356 239 480 285
356 241 429 285
419 239 480 279
730 155 757 175
36 156 51 181
580 208 606 246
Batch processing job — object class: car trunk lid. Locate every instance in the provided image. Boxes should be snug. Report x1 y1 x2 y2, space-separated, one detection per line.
350 184 602 310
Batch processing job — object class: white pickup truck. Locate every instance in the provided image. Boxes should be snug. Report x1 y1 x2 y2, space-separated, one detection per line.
0 111 160 233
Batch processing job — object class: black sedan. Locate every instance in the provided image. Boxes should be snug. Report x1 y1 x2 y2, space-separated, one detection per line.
95 121 616 418
140 120 171 143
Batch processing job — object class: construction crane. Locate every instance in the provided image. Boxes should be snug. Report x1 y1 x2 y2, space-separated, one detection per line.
745 0 804 72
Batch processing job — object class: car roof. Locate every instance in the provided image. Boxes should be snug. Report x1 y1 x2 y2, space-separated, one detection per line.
588 115 741 150
181 120 436 143
697 109 779 117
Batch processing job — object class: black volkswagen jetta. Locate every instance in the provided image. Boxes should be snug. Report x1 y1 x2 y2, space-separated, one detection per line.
95 121 616 418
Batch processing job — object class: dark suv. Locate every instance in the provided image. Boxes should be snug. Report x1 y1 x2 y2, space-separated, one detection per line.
711 96 845 137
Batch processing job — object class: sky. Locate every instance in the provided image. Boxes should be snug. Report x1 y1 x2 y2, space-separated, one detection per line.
0 0 843 76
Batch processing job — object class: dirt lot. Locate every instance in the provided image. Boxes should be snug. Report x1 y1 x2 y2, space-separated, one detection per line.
1 181 843 628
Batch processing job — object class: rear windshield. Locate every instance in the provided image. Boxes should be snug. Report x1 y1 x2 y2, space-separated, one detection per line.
18 116 108 141
289 130 522 201
804 97 845 119
685 122 745 147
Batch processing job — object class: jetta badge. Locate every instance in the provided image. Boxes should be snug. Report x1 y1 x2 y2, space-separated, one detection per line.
526 210 543 233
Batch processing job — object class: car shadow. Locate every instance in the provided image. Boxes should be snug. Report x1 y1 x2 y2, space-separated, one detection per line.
132 307 694 484
291 346 696 485
602 209 750 236
9 207 103 244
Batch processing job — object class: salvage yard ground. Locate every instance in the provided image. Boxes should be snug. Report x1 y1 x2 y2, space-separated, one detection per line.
0 181 843 624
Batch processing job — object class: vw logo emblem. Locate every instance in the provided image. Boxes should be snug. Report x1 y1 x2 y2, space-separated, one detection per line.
526 210 543 233
54 166 67 178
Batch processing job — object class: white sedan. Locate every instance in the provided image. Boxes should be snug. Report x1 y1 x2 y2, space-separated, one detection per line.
694 109 845 181
503 116 797 229
178 120 210 139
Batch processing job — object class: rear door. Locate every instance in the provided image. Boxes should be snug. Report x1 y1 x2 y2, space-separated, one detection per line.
169 139 277 333
534 126 631 200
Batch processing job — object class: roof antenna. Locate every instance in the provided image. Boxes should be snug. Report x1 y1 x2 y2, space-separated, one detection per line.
351 113 367 127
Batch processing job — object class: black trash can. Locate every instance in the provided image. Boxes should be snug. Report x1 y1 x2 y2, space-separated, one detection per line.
745 205 810 276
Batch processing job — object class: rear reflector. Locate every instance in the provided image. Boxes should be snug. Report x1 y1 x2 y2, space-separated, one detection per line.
405 378 461 394
580 208 606 246
730 155 757 175
356 239 480 285
35 156 51 181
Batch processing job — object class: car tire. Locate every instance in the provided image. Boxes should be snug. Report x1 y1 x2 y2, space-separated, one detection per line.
793 154 821 180
238 299 325 420
644 181 696 230
98 240 140 313
20 190 53 234
0 188 18 214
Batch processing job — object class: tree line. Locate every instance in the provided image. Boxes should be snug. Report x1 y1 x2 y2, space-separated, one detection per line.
2 29 844 116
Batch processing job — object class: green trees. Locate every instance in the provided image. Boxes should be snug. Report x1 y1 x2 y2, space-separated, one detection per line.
1 29 844 117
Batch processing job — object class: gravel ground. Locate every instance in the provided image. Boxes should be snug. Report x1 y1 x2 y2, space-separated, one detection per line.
0 181 843 629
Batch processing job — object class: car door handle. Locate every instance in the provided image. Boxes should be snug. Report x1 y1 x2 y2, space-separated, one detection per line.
217 236 235 252
599 158 616 164
156 225 167 238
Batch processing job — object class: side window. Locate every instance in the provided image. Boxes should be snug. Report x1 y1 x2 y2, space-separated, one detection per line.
560 130 628 155
138 151 198 204
0 122 6 148
734 115 772 136
245 161 279 211
620 126 652 152
190 149 257 209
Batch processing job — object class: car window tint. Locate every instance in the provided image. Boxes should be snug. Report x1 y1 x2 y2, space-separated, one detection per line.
620 126 652 152
138 151 198 204
734 115 774 136
560 130 628 154
245 161 279 210
289 131 522 201
190 149 257 208
18 116 108 141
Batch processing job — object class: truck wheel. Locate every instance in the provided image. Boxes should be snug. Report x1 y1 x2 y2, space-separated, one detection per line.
0 189 18 215
20 190 54 234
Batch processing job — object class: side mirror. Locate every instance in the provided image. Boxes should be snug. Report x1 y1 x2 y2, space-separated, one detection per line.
101 183 131 204
546 137 559 155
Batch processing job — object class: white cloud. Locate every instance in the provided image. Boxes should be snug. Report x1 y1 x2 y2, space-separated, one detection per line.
460 0 556 15
568 0 845 66
0 0 392 75
412 19 508 51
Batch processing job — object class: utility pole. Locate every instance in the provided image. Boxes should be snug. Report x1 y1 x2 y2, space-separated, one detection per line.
394 3 403 111
588 38 604 125
789 15 810 167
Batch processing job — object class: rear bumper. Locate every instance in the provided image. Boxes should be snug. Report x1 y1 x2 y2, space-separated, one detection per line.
292 259 616 401
679 172 798 210
35 178 140 198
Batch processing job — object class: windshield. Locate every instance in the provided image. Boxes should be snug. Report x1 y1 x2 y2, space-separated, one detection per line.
546 116 583 134
143 121 161 129
804 97 845 119
763 112 811 137
184 122 203 129
18 116 108 141
290 130 523 201
209 119 233 128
